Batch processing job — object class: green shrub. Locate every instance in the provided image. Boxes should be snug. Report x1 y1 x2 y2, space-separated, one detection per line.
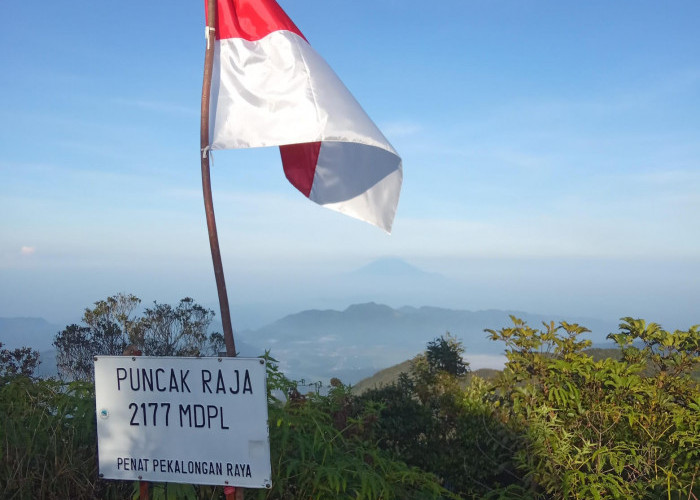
360 347 522 498
2 317 697 500
0 355 449 500
260 356 452 499
487 317 700 499
0 376 129 499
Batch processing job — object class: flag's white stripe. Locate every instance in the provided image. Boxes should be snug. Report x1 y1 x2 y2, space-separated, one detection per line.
311 142 402 232
210 30 397 156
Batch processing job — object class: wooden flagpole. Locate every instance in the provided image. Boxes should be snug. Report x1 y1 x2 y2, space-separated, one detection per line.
201 0 237 359
201 2 244 498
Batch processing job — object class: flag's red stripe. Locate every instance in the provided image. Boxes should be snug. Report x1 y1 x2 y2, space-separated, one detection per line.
213 0 306 42
280 142 321 197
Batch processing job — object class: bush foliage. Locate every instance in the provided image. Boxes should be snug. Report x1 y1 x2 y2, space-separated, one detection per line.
358 318 699 499
1 315 698 499
0 377 130 499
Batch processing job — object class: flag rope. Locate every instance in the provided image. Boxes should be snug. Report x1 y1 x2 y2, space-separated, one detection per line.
205 26 216 50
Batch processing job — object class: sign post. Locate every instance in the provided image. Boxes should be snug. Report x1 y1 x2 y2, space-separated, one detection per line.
94 356 271 489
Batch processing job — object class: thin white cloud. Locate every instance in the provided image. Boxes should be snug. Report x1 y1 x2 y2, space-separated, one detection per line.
20 246 35 255
381 120 423 138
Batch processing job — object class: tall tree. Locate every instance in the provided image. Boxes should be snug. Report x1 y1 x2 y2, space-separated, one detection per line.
54 294 220 380
0 342 40 378
54 324 96 380
425 332 469 376
54 293 139 380
83 292 142 351
140 297 217 357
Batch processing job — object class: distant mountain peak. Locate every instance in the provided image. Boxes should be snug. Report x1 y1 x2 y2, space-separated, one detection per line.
343 302 396 316
344 302 390 311
352 257 434 277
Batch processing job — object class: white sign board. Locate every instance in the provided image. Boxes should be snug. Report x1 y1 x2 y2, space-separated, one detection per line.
94 356 271 488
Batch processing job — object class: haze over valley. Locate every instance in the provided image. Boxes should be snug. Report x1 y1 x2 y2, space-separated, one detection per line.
4 257 685 384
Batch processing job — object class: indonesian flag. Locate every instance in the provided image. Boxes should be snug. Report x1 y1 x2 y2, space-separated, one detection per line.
208 0 402 232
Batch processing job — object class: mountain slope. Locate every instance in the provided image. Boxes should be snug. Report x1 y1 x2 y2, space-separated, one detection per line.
239 302 616 384
0 317 60 351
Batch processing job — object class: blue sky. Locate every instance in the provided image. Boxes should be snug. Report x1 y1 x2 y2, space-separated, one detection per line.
1 1 698 329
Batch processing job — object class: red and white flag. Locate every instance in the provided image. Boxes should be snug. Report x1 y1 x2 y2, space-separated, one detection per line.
208 0 402 232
